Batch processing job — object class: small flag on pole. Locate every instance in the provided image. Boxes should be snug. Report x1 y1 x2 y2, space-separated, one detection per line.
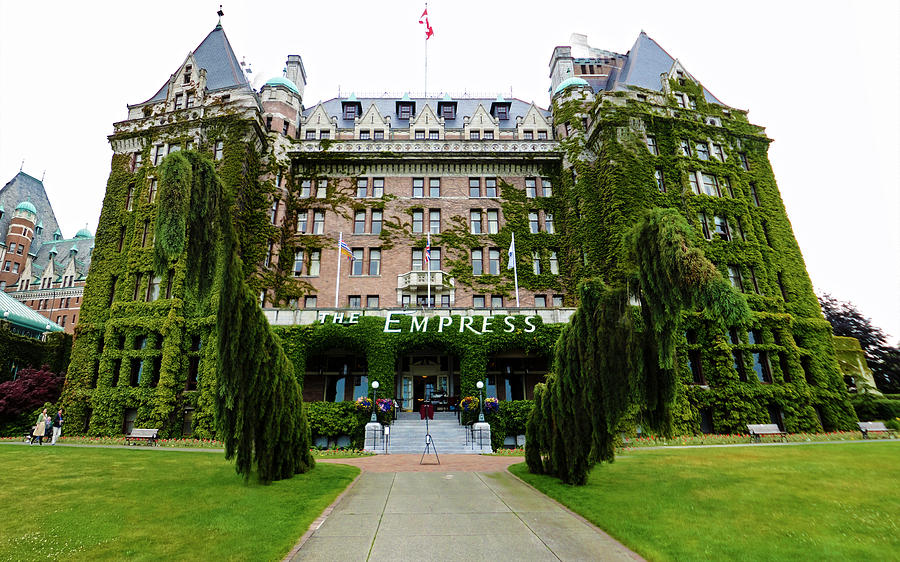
419 7 434 39
424 232 432 265
339 237 354 261
507 233 516 270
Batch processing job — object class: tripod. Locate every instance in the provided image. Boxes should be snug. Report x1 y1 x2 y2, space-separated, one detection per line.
420 414 440 465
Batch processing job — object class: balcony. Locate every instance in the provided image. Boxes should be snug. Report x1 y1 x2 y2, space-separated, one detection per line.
397 270 453 291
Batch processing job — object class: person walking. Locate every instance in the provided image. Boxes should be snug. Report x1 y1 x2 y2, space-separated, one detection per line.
31 408 49 445
51 409 63 445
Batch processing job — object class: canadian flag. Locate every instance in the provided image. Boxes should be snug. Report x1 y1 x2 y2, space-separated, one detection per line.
419 8 434 40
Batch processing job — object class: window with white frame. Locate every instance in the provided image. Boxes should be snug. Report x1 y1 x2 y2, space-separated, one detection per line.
308 250 321 276
470 210 483 234
488 248 500 274
529 211 540 233
371 210 383 234
372 178 384 198
541 179 552 197
545 213 555 234
469 178 481 198
532 251 541 274
356 178 368 198
646 136 658 155
299 179 311 198
293 250 304 276
525 178 537 198
485 178 498 197
487 210 499 234
549 251 559 274
412 209 423 233
351 249 364 275
312 210 325 234
413 178 424 198
429 210 440 234
369 248 381 276
353 210 366 234
472 249 483 275
297 210 308 233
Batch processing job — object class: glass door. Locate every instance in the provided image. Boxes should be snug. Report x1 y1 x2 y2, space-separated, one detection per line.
401 376 413 411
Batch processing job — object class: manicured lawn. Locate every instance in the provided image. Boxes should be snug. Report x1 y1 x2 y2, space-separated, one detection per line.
511 442 899 561
0 445 358 560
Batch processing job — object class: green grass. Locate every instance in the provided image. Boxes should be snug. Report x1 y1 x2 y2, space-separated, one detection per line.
511 442 900 561
0 446 358 561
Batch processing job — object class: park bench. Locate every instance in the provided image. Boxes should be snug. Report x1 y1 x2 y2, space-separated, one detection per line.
747 424 787 443
857 421 894 439
125 428 159 446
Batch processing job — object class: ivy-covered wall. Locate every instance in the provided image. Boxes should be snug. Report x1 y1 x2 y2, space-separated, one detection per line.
0 321 71 381
550 83 856 433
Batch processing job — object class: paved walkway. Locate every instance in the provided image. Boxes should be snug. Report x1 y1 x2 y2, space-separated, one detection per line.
290 457 642 561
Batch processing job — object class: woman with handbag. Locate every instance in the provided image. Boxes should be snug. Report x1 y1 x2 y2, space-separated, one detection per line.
31 409 49 445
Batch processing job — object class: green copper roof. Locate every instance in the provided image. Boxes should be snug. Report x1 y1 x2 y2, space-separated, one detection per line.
16 201 37 214
75 227 92 238
553 77 590 96
0 291 63 334
264 76 299 94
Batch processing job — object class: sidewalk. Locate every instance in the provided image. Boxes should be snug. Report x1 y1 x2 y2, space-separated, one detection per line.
289 463 642 561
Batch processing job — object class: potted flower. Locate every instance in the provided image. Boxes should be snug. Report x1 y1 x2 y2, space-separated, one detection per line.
355 396 373 412
459 396 479 412
484 397 499 414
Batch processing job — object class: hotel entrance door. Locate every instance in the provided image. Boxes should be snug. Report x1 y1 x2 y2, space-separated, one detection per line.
398 354 453 411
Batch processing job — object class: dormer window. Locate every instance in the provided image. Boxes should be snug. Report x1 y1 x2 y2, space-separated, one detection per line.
174 94 183 110
342 103 359 120
438 103 456 120
494 105 509 120
186 93 195 108
398 103 414 119
184 65 192 85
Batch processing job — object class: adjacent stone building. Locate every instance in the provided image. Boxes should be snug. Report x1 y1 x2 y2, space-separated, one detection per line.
61 23 856 437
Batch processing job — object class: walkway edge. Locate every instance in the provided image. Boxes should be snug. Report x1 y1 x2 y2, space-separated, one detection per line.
282 467 363 562
503 464 646 561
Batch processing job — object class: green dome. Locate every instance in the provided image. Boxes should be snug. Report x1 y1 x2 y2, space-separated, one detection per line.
264 77 299 94
75 227 92 239
553 77 590 96
16 201 37 214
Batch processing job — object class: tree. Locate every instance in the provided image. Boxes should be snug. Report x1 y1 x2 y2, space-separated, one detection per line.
819 294 900 393
0 366 63 421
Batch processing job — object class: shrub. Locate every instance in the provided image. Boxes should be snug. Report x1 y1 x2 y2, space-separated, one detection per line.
852 396 900 421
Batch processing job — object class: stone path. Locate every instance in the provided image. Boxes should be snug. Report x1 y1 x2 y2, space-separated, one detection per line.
289 456 642 561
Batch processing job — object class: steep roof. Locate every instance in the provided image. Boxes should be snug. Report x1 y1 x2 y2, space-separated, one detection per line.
32 236 94 282
609 32 725 105
0 291 63 334
305 97 549 131
145 23 251 103
0 172 62 250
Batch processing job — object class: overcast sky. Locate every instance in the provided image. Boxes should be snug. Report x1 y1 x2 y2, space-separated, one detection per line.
1 0 897 341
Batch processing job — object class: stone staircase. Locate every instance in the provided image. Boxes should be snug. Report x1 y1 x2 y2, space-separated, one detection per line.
364 412 492 454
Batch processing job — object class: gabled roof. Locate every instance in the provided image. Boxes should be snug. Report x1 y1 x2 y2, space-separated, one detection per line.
34 236 94 280
145 23 251 103
306 97 549 130
0 291 63 334
609 32 725 105
0 172 62 251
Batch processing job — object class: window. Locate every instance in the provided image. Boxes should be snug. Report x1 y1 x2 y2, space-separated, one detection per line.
440 104 455 119
488 248 500 274
402 295 411 307
348 295 361 308
532 251 542 274
680 140 691 157
183 65 192 84
8 243 15 254
524 130 534 140
12 262 19 274
369 248 381 275
541 179 552 197
412 249 423 271
305 130 316 140
125 184 134 211
749 182 760 206
714 216 730 241
141 219 151 247
529 211 540 233
147 275 161 301
487 210 499 234
732 217 745 241
485 178 498 197
428 130 439 140
702 173 720 197
712 144 725 161
134 273 143 301
429 248 441 271
154 145 165 165
545 213 555 234
646 136 658 155
133 152 142 171
297 210 308 233
351 249 364 275
472 249 483 275
316 179 327 199
312 211 325 234
525 178 537 198
549 251 559 274
371 210 383 234
269 199 279 224
356 178 368 198
415 130 425 140
469 178 481 198
293 250 304 276
538 130 548 140
266 116 273 131
491 295 503 308
473 295 486 308
320 130 330 139
483 131 494 140
413 178 424 198
412 209 423 233
372 178 384 198
739 152 750 170
299 295 316 311
343 104 358 120
727 265 743 291
655 169 666 192
354 210 366 234
470 131 480 140
174 93 183 110
299 180 311 199
552 294 564 307
398 103 413 119
429 178 440 197
429 210 440 234
282 121 290 136
470 210 483 234
367 295 380 308
753 352 772 383
535 295 547 308
148 178 158 203
689 172 701 194
359 130 370 140
495 105 509 120
688 350 705 384
745 266 760 293
721 177 734 198
696 142 709 160
214 141 224 161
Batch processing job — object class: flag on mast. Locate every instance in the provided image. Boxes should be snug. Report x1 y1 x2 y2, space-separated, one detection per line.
339 237 354 261
507 233 516 270
419 7 434 39
424 233 432 266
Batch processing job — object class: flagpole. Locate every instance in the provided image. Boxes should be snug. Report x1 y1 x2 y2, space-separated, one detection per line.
426 231 431 308
424 2 428 98
512 232 520 308
335 232 343 308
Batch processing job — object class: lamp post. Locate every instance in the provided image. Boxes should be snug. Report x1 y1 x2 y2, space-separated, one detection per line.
476 380 485 422
370 380 380 422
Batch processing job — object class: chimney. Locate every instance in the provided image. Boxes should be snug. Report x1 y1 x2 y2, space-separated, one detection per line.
285 55 307 100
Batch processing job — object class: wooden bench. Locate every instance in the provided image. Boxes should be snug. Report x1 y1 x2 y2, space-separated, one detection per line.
125 428 159 446
858 421 894 439
747 424 787 443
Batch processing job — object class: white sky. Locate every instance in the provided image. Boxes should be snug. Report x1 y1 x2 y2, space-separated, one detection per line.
1 0 898 341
